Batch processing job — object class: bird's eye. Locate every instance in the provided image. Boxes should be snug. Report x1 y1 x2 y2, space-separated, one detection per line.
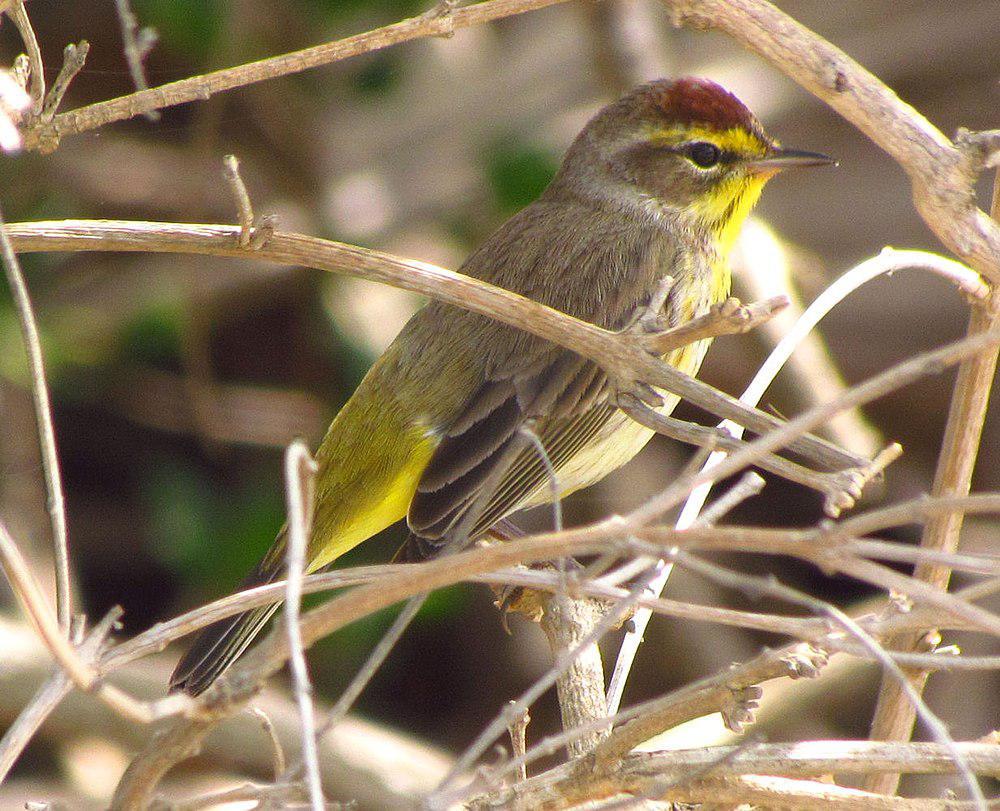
686 141 721 168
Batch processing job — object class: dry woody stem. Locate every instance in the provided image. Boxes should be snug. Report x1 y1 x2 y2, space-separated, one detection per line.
2 0 999 808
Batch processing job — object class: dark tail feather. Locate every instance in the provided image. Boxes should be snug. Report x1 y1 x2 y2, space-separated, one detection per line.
170 559 284 696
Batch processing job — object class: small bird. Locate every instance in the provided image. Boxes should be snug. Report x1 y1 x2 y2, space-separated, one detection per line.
170 77 833 695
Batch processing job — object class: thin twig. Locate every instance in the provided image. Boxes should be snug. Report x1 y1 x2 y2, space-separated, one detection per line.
696 471 765 526
674 552 986 809
281 439 323 811
41 42 90 123
3 218 867 473
520 423 563 534
617 395 869 501
607 247 989 714
223 154 254 247
0 607 121 783
0 521 193 726
112 0 158 120
7 2 43 114
317 593 427 738
249 705 286 779
507 703 529 782
0 202 71 633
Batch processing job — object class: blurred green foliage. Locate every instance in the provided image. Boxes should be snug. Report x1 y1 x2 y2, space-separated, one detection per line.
485 137 558 216
299 0 428 25
350 53 404 98
119 304 185 369
144 456 284 588
132 0 223 59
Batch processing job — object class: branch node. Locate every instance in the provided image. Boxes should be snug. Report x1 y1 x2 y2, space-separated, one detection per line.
721 685 762 733
821 441 902 518
956 127 1000 173
780 644 829 680
114 0 160 120
421 0 458 38
629 294 789 357
506 701 530 783
249 213 277 251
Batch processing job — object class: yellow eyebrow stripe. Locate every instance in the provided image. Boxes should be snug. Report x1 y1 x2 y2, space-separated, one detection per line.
648 124 769 156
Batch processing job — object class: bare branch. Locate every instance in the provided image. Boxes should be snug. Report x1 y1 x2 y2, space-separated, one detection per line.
482 742 1000 809
0 202 71 633
3 218 866 474
7 2 43 114
21 0 568 153
40 42 90 123
112 0 158 119
539 594 611 758
864 179 1000 795
281 440 323 811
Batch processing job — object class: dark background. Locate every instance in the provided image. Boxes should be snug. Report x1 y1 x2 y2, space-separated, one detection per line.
0 0 997 804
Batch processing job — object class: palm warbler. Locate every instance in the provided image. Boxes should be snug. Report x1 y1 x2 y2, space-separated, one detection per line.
171 77 833 695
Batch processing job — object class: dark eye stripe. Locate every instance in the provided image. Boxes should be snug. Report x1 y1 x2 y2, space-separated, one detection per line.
659 142 742 167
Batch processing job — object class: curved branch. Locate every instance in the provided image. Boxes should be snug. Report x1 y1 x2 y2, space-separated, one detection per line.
4 218 862 472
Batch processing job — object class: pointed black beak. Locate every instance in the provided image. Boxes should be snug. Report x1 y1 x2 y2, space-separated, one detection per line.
745 148 837 173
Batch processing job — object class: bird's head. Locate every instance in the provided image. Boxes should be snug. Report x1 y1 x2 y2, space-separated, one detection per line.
551 77 834 252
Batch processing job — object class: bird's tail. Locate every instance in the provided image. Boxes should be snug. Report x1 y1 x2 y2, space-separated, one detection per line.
170 549 285 697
